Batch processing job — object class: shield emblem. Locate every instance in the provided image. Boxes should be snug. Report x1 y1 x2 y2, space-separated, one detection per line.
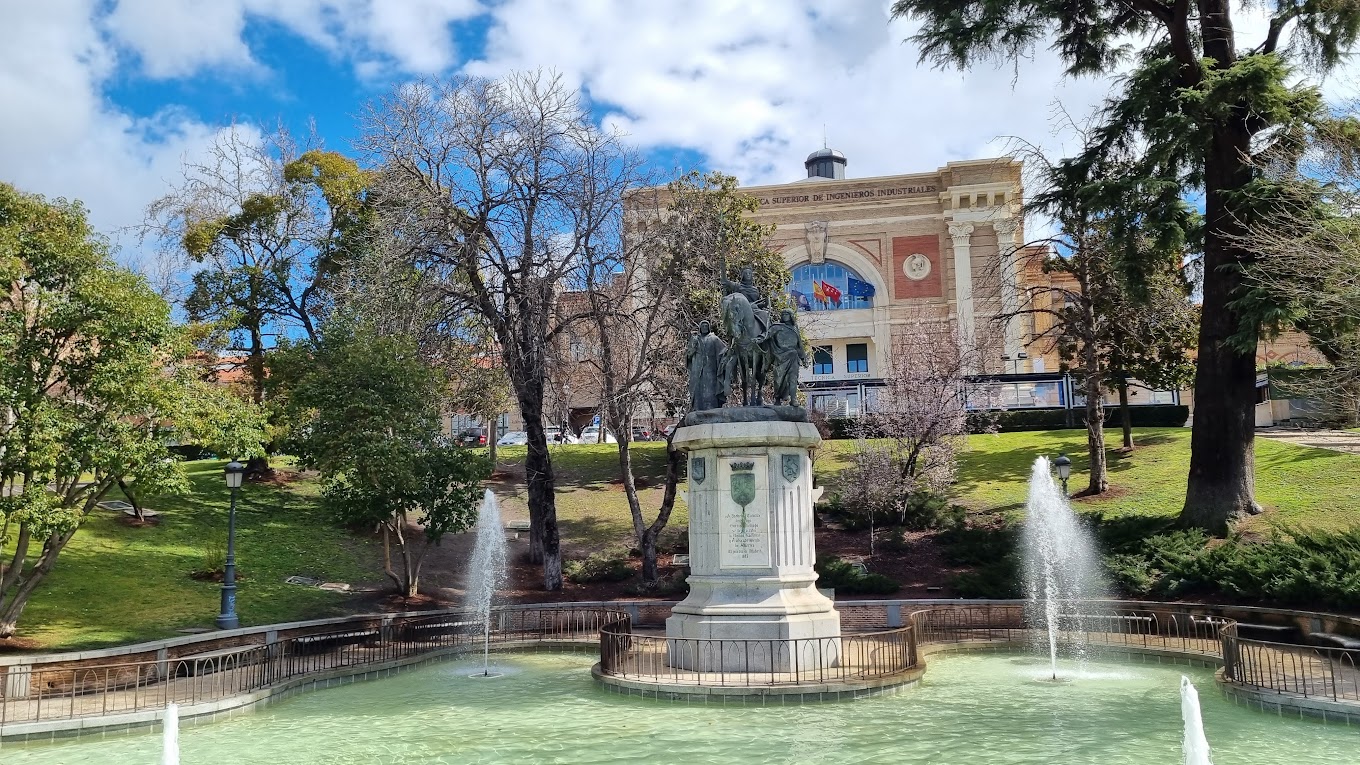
729 461 757 532
690 457 706 485
782 454 800 483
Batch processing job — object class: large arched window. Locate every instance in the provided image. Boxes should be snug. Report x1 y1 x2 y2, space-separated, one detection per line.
788 261 876 312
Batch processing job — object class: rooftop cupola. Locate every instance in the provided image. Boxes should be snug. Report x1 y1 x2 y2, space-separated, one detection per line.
804 147 847 180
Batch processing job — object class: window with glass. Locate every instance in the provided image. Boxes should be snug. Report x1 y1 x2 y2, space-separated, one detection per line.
846 343 868 374
812 346 833 375
788 261 876 312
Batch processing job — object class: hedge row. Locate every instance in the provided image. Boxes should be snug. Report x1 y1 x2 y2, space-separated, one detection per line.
824 404 1188 438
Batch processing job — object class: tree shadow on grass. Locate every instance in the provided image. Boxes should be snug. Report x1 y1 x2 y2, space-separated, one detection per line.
1090 514 1179 554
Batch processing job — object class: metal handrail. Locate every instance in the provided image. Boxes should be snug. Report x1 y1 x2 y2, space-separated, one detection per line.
0 606 623 731
1220 622 1360 702
597 619 917 687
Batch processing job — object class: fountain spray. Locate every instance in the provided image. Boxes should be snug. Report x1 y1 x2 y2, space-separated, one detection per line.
161 702 179 765
466 489 508 677
1180 676 1213 765
1020 456 1107 680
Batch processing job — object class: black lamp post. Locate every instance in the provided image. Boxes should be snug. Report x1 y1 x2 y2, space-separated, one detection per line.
217 461 244 630
1054 453 1072 497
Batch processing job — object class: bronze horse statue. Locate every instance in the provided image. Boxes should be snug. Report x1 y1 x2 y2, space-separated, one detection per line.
721 288 770 406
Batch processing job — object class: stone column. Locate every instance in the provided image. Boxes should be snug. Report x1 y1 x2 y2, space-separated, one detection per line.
948 221 976 353
993 217 1023 367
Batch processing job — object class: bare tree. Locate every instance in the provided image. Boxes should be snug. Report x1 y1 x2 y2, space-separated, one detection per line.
1238 112 1360 426
843 317 993 525
357 71 640 589
994 142 1198 495
578 172 783 585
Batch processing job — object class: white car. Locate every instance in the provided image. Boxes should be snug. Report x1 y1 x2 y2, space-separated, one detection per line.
496 431 529 446
578 427 616 444
547 428 580 444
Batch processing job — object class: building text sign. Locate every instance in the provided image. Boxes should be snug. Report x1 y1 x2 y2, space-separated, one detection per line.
754 185 938 207
719 456 772 568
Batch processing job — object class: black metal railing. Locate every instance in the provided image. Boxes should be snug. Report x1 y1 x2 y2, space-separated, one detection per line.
597 615 917 688
0 606 622 730
906 604 1226 657
1221 622 1360 702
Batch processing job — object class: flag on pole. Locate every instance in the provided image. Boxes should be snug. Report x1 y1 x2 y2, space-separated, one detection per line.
821 280 842 307
846 276 875 299
812 281 827 306
791 289 811 311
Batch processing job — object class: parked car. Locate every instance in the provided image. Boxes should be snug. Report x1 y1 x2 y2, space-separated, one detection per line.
547 427 580 444
631 427 652 442
496 431 528 446
454 427 487 447
578 427 616 444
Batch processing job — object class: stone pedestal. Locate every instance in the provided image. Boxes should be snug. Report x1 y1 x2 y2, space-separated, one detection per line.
666 419 840 671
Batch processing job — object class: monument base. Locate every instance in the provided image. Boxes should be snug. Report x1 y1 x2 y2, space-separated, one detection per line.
665 420 839 672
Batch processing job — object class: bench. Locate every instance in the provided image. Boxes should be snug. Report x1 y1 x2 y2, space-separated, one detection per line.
397 620 482 642
1308 632 1360 650
290 629 381 656
171 644 262 678
1236 623 1300 642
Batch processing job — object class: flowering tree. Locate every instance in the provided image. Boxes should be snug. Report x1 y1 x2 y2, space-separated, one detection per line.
842 318 991 529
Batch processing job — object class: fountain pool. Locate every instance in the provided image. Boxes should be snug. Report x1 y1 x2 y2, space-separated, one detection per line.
6 651 1352 764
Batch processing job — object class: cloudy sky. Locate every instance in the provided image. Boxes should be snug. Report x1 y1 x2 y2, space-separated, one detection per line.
2 1 1354 269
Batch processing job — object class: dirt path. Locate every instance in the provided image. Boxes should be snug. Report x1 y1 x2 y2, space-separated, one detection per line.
1257 427 1360 456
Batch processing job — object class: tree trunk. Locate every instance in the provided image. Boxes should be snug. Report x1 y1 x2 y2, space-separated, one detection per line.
0 528 76 638
1180 118 1261 535
1118 378 1134 450
118 477 144 521
520 394 561 590
1083 366 1109 495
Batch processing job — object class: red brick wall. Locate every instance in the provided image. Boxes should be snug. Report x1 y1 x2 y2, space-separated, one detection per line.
892 235 942 299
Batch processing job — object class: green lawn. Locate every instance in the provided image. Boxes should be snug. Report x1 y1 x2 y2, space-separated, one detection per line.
498 428 1360 552
11 428 1357 651
818 428 1360 532
492 444 689 551
7 459 380 651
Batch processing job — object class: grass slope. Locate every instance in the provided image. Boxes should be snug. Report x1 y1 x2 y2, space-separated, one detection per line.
7 460 379 651
817 428 1360 531
12 429 1357 650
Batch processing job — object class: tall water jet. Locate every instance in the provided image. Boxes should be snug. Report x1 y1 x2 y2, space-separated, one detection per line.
161 702 179 765
465 489 508 677
1181 676 1213 765
1020 456 1107 679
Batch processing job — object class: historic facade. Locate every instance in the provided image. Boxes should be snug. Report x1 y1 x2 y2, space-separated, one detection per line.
749 150 1045 415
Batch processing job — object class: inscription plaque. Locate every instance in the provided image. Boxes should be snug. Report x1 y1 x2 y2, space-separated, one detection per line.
719 456 771 568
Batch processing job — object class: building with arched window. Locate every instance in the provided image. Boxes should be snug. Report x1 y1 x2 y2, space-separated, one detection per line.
738 150 1043 416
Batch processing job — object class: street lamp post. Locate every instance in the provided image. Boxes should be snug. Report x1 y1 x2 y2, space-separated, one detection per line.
1054 452 1072 497
217 461 244 630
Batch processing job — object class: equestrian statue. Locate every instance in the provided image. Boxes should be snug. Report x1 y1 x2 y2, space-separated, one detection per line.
718 257 772 407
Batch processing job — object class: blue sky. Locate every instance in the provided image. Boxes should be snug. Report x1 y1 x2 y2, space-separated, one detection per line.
2 1 1352 271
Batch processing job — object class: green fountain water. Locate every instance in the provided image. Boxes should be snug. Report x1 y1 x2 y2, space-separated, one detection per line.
6 651 1353 764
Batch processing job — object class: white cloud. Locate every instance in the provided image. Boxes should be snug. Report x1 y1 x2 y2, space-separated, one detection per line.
104 0 256 79
467 0 1114 192
102 0 483 81
6 0 1360 277
0 0 235 269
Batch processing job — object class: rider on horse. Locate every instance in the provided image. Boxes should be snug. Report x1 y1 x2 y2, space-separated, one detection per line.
719 257 773 406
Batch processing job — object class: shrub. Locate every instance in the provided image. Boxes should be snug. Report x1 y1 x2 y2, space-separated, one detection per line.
564 551 633 584
965 404 1189 433
1096 526 1360 609
950 560 1022 599
624 571 688 597
938 524 1018 566
815 555 901 595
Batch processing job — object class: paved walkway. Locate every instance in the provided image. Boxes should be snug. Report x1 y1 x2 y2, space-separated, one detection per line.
1257 427 1360 456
